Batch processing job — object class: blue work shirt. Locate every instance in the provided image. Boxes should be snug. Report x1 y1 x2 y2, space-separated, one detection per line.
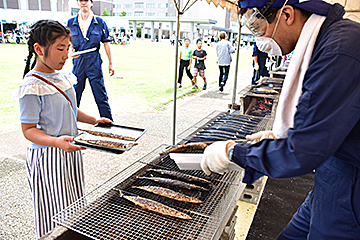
252 42 269 78
67 15 110 82
67 15 110 54
232 4 360 184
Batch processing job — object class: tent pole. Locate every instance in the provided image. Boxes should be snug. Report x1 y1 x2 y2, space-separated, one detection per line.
171 0 181 145
231 16 242 106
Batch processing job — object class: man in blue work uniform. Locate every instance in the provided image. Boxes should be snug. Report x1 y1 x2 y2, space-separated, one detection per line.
68 0 114 121
201 0 360 239
252 41 270 85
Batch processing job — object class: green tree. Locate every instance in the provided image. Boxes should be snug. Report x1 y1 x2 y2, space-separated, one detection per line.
136 23 142 38
102 8 110 16
120 11 126 17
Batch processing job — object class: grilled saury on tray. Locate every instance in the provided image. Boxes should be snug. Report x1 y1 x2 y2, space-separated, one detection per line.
137 176 209 191
78 139 138 149
132 186 203 203
119 190 192 220
161 142 208 155
78 128 136 141
252 87 278 94
148 169 212 185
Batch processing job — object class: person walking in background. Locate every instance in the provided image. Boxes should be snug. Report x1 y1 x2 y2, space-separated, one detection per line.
15 29 21 44
192 39 207 90
210 36 215 47
67 0 114 121
12 20 112 238
252 41 270 85
216 32 235 92
170 31 176 45
178 38 193 88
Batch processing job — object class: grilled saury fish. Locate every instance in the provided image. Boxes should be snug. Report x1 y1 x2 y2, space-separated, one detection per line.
78 128 136 141
137 176 209 191
161 143 208 155
119 190 192 220
148 169 212 185
79 139 137 149
132 186 203 203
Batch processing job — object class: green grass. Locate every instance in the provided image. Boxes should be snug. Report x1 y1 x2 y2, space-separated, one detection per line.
0 41 252 129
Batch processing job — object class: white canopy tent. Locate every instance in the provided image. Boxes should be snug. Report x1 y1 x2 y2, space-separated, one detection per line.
0 8 71 25
204 0 360 23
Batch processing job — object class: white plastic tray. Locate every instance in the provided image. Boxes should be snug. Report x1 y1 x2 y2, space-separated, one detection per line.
169 153 243 171
71 47 97 56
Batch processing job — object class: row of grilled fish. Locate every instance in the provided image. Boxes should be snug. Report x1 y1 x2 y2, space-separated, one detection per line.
119 190 192 220
119 168 213 220
160 142 208 155
78 128 136 141
78 139 138 149
132 186 202 203
137 176 209 191
147 168 212 185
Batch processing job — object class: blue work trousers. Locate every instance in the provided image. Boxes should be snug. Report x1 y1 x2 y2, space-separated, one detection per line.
73 53 113 121
218 65 230 86
278 156 360 240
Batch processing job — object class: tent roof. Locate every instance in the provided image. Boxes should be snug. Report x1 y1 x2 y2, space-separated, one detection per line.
202 0 360 23
0 8 71 25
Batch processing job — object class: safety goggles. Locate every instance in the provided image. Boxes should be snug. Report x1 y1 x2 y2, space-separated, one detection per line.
241 8 269 37
241 0 289 37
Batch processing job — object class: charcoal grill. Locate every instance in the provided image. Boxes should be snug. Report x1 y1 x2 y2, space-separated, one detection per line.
245 98 274 117
52 109 275 240
261 77 284 87
53 145 245 240
237 81 280 117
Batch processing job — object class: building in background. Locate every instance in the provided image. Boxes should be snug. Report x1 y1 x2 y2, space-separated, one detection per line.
0 0 113 15
1 0 69 12
112 0 232 41
113 0 175 17
69 0 114 16
113 0 228 27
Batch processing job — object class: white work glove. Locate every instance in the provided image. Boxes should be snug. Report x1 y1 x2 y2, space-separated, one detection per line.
246 131 276 144
201 140 235 175
254 62 259 70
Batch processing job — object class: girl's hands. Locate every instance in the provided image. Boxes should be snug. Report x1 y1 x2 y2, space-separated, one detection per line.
55 136 85 152
95 118 113 125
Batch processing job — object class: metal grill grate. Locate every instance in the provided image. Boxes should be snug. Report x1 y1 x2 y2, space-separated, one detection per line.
53 145 244 240
178 111 267 143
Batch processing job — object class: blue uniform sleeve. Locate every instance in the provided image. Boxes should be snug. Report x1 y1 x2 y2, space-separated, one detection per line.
252 43 258 57
100 19 110 43
67 18 71 28
232 52 360 184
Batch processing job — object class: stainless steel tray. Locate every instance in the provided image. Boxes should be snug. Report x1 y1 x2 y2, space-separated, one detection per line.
93 123 146 141
74 123 146 154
